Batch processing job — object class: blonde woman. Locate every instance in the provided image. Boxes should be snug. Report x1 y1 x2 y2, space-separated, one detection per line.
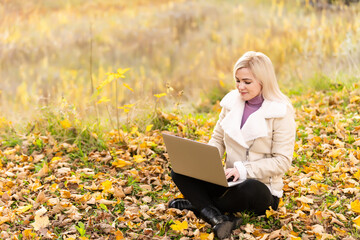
168 51 296 239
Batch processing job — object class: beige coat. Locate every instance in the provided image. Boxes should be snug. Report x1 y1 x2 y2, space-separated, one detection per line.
209 90 296 197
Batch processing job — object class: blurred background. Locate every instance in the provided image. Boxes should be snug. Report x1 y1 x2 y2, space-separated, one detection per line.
0 0 359 125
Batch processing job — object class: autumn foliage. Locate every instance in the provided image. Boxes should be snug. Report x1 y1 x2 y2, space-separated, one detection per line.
0 82 359 239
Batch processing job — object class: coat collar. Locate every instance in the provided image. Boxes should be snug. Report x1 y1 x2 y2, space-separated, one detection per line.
219 90 287 148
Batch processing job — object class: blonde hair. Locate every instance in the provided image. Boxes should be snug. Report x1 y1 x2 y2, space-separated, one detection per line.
233 51 291 105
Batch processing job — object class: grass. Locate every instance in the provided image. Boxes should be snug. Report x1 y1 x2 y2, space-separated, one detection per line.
1 81 360 239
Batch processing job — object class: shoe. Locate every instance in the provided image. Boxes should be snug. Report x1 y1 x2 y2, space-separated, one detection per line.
200 206 233 239
168 198 196 211
229 215 243 230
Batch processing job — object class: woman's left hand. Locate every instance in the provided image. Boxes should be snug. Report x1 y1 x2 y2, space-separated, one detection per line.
225 168 240 182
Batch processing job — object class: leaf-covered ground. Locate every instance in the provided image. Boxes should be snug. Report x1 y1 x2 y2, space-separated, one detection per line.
1 84 360 240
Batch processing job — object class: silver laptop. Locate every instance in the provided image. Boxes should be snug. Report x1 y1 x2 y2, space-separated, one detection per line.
162 133 243 187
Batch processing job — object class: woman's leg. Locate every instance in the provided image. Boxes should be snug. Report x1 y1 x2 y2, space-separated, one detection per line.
213 179 278 215
170 170 237 239
170 170 227 210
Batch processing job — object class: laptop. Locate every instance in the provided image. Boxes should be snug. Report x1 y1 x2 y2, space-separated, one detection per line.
162 133 243 187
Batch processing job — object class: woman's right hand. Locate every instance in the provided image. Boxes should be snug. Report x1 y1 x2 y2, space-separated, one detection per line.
225 168 240 182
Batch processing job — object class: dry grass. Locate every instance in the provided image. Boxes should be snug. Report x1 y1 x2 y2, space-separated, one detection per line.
0 0 359 124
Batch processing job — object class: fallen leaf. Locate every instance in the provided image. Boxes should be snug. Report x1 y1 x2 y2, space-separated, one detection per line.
31 215 50 231
170 220 188 233
351 199 360 214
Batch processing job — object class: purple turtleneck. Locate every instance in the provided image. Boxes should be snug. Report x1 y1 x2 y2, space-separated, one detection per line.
240 94 264 128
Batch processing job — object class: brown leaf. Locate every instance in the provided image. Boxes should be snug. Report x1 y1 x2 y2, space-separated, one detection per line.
31 215 50 231
268 229 281 239
36 191 48 204
114 187 125 199
124 186 133 195
2 192 10 201
330 217 345 227
34 163 49 178
97 199 116 205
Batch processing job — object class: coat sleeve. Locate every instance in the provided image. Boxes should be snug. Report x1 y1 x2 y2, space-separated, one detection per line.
208 108 227 158
243 107 296 179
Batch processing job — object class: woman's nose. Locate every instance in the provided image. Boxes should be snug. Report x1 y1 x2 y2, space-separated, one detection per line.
237 82 246 89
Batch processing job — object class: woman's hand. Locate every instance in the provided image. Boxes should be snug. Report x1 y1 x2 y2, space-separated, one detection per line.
225 168 240 182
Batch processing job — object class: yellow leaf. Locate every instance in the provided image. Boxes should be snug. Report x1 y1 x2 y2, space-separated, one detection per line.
354 170 360 180
31 215 50 231
123 83 134 92
219 79 225 88
51 157 62 162
65 238 76 240
23 229 35 238
353 216 360 227
49 183 58 193
130 126 139 135
118 104 135 112
145 124 153 132
350 95 360 103
200 232 213 240
15 204 33 214
127 221 140 229
115 230 124 240
102 180 113 193
60 119 71 129
116 68 130 78
170 220 188 233
133 155 145 163
351 199 360 214
311 172 324 181
266 207 276 218
123 104 135 108
79 237 89 240
96 96 110 104
154 93 167 98
112 159 132 168
97 77 113 90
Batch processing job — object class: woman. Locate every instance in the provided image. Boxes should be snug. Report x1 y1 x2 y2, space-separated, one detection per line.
168 51 296 239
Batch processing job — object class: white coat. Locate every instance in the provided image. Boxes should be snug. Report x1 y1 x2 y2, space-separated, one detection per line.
209 90 296 197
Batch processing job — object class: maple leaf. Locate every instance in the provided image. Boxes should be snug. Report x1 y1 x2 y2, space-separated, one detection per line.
170 220 188 233
350 199 360 214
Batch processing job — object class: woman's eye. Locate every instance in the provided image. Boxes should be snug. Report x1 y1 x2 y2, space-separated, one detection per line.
245 81 251 85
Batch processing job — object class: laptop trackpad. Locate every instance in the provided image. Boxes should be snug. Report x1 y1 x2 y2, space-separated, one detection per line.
227 179 244 187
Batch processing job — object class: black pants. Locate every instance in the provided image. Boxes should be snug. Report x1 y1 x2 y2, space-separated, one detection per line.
171 170 279 215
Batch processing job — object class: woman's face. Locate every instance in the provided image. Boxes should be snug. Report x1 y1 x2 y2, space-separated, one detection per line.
235 68 262 101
